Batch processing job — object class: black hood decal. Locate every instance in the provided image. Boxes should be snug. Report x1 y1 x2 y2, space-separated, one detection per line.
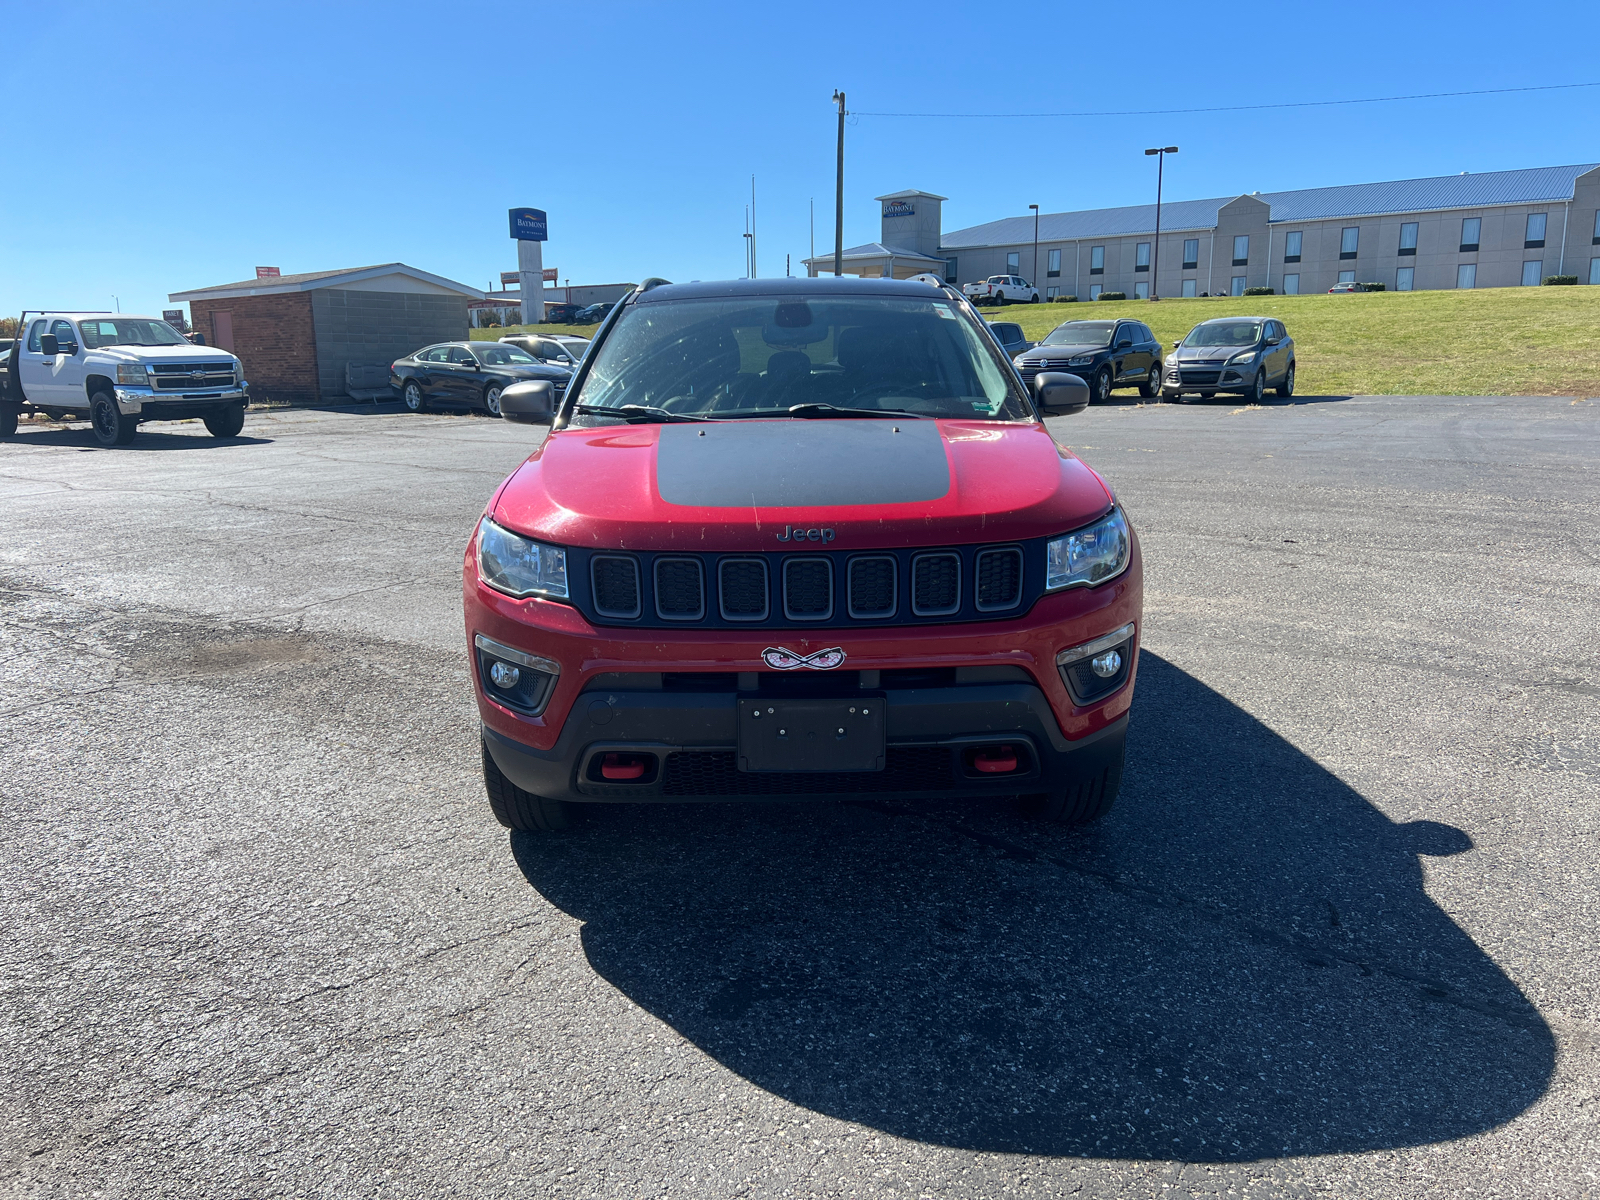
656 420 951 508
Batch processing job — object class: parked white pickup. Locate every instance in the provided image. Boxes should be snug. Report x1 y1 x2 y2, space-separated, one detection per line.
2 311 248 445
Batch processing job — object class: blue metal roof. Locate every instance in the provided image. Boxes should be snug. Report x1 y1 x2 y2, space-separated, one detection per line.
939 163 1598 248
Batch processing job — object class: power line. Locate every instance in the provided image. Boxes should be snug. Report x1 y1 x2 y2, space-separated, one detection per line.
853 80 1600 120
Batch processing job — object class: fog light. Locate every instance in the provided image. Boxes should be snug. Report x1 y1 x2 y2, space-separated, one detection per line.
1091 650 1122 678
489 660 521 689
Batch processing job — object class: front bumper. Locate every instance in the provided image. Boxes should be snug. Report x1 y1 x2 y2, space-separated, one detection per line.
114 384 249 415
1164 362 1252 392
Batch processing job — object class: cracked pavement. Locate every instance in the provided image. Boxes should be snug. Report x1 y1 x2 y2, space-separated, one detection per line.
0 396 1596 1198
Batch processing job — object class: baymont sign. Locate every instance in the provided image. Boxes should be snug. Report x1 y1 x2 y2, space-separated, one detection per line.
883 200 915 217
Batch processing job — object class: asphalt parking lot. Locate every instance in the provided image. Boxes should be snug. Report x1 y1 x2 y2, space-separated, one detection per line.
2 394 1595 1199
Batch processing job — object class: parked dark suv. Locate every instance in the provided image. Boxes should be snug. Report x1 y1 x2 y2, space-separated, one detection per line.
1160 317 1295 401
1013 319 1163 403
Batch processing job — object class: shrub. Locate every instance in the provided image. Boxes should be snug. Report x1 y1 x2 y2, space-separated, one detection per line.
1543 275 1578 286
1097 291 1126 301
1243 286 1275 296
1361 282 1386 291
1052 295 1079 302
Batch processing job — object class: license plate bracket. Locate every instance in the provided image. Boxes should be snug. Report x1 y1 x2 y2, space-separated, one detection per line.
737 695 885 773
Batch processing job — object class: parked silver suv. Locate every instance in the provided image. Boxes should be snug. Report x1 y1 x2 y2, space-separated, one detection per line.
1161 317 1295 402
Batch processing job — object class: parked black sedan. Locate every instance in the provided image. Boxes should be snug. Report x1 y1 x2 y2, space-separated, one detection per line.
390 342 570 417
1159 317 1295 401
1012 318 1163 403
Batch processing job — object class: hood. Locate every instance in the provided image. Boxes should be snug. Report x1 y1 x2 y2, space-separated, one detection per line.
492 418 1114 552
1020 343 1107 360
98 342 239 364
1173 344 1251 363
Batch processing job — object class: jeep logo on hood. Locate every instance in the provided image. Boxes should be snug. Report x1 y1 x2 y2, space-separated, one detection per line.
776 525 835 543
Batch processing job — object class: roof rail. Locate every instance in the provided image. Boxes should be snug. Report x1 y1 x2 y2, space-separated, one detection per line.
638 277 673 292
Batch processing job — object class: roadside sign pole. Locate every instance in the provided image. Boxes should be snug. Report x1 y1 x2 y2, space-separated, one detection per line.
832 91 846 277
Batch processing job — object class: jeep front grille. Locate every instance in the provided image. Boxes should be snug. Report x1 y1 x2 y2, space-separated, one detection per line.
654 557 704 620
911 552 961 616
783 558 833 620
718 559 768 620
847 556 897 618
975 547 1023 611
591 556 641 618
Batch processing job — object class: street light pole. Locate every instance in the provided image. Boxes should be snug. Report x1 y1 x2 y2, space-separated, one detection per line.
1029 204 1039 291
832 90 846 277
1143 146 1178 300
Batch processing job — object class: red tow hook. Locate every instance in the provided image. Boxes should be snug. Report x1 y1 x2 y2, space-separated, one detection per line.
972 746 1019 774
600 753 647 780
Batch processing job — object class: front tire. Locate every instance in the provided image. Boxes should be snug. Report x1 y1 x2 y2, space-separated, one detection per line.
1092 366 1113 404
1277 362 1296 398
0 406 17 438
482 737 568 832
483 384 504 417
90 391 136 447
1249 369 1265 403
1019 743 1124 826
402 380 427 413
203 402 245 438
1138 363 1161 398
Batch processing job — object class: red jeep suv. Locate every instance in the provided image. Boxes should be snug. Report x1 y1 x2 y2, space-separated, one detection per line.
463 278 1142 831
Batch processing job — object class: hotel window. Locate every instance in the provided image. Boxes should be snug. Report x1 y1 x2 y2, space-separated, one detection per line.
1232 235 1249 265
1522 260 1543 287
1460 217 1480 252
944 256 958 283
1340 227 1359 259
1396 266 1414 291
1135 242 1150 271
1007 252 1020 275
1181 279 1197 297
1046 285 1060 299
1590 258 1600 285
1089 283 1103 299
1135 281 1149 299
1457 263 1476 289
1090 245 1104 274
1524 213 1547 249
1047 248 1061 277
1282 273 1300 295
1338 270 1356 283
1593 210 1600 244
1182 238 1199 269
1230 276 1246 296
1283 231 1302 262
1398 223 1418 256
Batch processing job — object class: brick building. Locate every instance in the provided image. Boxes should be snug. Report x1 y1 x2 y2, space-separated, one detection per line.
170 264 483 404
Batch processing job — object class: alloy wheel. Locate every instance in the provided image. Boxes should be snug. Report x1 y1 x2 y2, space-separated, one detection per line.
404 382 422 412
485 386 503 417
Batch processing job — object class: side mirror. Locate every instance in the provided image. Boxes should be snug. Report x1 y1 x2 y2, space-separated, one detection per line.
40 334 58 355
1034 371 1090 416
1171 340 1182 349
1116 338 1132 350
501 379 555 425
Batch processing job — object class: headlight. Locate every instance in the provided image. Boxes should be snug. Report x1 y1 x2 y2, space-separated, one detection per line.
1067 355 1094 366
1046 508 1131 591
116 364 149 386
1227 351 1258 366
477 517 568 600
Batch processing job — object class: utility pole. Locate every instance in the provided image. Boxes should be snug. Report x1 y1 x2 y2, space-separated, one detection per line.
1029 204 1040 289
810 198 814 269
1143 146 1178 300
832 90 846 277
750 176 757 279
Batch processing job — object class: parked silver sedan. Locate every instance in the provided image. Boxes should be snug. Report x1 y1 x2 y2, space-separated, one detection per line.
1160 316 1295 402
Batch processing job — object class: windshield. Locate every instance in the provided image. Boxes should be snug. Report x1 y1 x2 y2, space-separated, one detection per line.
473 343 538 365
1185 321 1262 347
1041 321 1116 348
78 319 190 348
568 295 1029 422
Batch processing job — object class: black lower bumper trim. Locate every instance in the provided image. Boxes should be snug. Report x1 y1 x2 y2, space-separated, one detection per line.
481 681 1129 804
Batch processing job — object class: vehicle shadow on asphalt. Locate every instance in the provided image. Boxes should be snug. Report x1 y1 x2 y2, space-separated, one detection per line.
2 427 272 450
509 651 1554 1161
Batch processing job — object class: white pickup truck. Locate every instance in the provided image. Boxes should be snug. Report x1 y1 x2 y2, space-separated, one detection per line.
1 311 249 446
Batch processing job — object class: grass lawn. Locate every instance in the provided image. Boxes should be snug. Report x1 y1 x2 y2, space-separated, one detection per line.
977 286 1600 396
471 287 1600 396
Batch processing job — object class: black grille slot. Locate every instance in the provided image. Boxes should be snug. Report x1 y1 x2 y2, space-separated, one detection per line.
848 556 897 618
718 559 768 620
661 748 956 796
975 547 1023 611
591 556 641 618
783 558 833 620
654 557 704 620
912 552 961 616
1179 369 1220 385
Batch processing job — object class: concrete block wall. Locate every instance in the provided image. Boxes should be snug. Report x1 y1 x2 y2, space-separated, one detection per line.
311 290 468 399
188 293 319 404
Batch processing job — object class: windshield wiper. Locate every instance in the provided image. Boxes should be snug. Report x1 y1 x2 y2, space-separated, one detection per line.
783 403 925 419
573 403 711 424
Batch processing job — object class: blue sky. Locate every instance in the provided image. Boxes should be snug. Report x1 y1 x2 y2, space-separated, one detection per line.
2 0 1597 318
